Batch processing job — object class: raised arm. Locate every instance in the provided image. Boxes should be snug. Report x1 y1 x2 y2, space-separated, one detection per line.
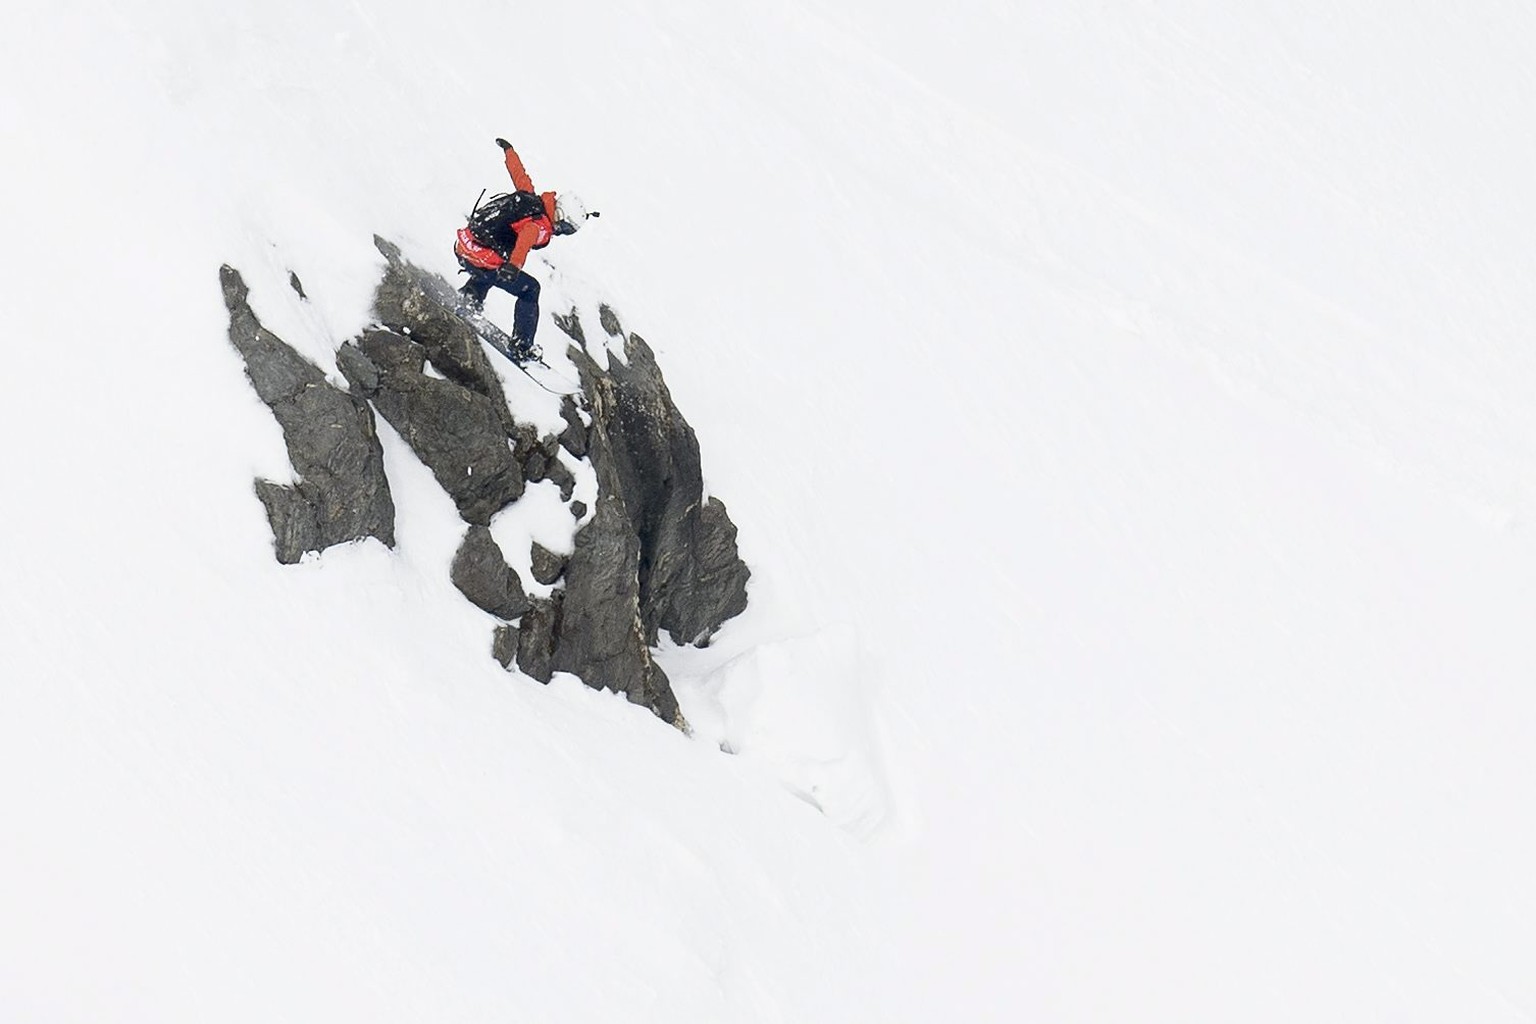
495 138 536 193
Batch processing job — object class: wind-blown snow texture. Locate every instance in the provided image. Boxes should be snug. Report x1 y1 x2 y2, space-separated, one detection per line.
5 2 1536 1021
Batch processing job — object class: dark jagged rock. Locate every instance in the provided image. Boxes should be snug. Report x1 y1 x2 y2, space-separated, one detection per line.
558 395 589 458
371 235 519 438
288 271 307 300
252 480 321 563
647 495 749 645
335 342 379 395
493 625 519 669
570 500 588 520
530 542 567 586
346 329 524 525
573 331 750 646
450 526 531 620
517 596 561 683
553 308 586 346
511 422 542 464
533 350 681 719
220 266 394 563
546 458 577 502
598 303 624 338
523 450 550 483
554 494 679 724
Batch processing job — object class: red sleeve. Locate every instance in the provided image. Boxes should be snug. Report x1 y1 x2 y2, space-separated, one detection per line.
506 221 542 268
503 146 535 193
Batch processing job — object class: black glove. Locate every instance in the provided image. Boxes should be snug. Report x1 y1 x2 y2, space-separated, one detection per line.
495 137 512 151
496 262 522 285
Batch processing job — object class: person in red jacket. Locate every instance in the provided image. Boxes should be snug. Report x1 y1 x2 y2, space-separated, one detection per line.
454 138 592 354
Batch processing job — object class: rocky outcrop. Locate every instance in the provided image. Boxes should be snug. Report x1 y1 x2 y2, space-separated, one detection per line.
520 433 577 498
220 265 394 563
339 329 524 525
515 597 561 685
551 492 679 723
571 315 751 646
557 394 589 458
530 542 567 585
492 624 520 669
371 236 518 436
224 244 751 729
450 526 532 620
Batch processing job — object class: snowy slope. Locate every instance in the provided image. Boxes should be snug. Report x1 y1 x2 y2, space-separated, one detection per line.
5 1 1536 1021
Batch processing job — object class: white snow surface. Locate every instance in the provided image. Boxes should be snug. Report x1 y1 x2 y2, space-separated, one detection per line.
5 1 1536 1020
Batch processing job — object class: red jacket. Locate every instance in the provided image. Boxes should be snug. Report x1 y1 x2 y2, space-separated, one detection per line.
455 145 558 271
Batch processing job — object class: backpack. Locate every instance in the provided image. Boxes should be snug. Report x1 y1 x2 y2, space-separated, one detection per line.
466 191 548 252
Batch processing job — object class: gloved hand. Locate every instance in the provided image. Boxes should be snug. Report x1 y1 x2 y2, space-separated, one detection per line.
495 137 512 151
495 262 522 285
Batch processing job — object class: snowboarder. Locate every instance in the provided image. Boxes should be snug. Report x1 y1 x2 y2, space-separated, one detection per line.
454 138 592 356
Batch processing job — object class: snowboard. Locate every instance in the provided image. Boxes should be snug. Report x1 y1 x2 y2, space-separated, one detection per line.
374 237 579 394
451 302 540 365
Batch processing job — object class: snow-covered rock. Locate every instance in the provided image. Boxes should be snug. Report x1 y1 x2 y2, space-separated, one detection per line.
225 243 749 727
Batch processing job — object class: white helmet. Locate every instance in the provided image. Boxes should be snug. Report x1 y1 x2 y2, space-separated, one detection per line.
554 192 589 234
